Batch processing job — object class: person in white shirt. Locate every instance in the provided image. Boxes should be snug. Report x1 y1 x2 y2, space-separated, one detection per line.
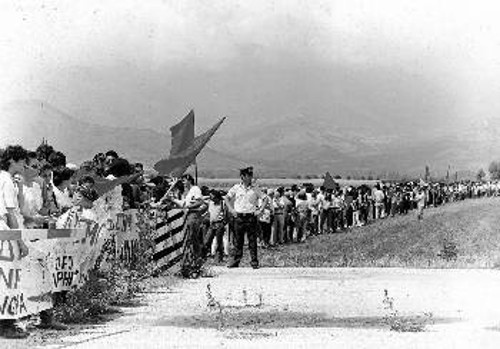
52 168 75 213
373 184 385 219
19 154 44 228
258 189 274 248
414 186 426 220
271 189 285 245
203 190 226 262
0 145 30 339
166 174 205 278
224 167 267 269
308 191 320 235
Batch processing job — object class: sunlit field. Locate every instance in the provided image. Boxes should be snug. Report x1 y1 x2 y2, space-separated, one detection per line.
209 197 500 269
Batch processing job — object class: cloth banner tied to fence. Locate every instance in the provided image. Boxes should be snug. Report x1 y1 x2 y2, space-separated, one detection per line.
0 186 188 319
0 229 85 320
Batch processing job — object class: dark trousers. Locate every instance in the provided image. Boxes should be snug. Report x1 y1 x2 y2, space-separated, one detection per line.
346 206 353 227
284 214 295 242
180 213 204 276
229 215 258 267
259 220 272 245
204 221 225 260
295 215 308 242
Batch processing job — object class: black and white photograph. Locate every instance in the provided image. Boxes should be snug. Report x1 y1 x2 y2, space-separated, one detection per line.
1 0 500 347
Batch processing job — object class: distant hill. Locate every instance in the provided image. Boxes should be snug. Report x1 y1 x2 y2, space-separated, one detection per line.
0 100 497 178
0 100 249 175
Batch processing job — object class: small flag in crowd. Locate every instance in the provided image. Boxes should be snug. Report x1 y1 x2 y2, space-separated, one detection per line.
323 171 337 190
153 208 187 269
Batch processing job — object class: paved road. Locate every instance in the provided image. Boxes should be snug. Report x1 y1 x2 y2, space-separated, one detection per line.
38 267 500 348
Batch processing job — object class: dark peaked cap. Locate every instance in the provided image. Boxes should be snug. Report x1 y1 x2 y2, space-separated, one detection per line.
240 166 254 176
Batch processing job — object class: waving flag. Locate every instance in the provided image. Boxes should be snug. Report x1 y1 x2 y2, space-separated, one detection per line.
170 110 195 157
154 117 226 177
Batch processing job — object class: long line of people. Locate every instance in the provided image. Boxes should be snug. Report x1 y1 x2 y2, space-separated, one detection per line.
200 180 500 259
1 141 499 338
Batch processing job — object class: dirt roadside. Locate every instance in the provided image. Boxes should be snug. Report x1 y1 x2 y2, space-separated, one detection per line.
5 266 499 349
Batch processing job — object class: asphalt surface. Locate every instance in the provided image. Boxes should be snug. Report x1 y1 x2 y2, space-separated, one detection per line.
24 266 500 349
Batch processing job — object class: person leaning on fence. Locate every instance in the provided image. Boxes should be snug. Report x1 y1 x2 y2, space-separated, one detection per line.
166 174 205 278
224 167 268 269
0 145 31 339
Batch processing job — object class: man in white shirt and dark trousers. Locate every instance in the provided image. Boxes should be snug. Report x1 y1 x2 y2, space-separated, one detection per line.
225 167 267 269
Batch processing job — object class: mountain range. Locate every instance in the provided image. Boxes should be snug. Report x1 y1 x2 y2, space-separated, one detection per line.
0 100 498 178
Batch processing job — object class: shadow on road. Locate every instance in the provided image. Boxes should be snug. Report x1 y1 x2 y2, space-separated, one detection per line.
156 310 461 330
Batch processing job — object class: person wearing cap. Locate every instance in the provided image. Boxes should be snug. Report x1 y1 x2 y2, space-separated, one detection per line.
224 167 267 269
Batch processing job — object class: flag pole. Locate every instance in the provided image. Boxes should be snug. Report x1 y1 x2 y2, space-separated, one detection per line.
158 177 181 204
194 160 198 185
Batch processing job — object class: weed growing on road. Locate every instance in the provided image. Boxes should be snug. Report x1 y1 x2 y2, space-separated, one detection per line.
382 289 431 333
206 283 220 308
206 284 269 333
242 289 248 305
206 283 225 330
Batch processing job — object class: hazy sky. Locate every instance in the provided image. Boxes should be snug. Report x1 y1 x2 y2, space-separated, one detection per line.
1 0 500 134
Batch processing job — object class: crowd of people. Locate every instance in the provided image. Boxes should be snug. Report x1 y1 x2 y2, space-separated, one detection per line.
0 143 162 338
159 167 500 277
0 141 499 338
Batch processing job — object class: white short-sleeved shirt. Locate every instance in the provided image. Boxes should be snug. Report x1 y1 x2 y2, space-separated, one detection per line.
53 184 73 210
226 183 263 214
373 189 385 204
415 192 426 207
182 186 202 208
0 171 18 216
208 201 224 222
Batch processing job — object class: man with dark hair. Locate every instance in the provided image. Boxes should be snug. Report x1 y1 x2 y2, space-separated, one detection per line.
104 150 119 175
35 142 55 162
105 150 119 159
48 151 66 169
0 145 30 339
92 153 106 176
224 167 267 269
106 158 131 179
134 162 144 173
52 168 75 213
203 190 226 262
105 150 118 166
